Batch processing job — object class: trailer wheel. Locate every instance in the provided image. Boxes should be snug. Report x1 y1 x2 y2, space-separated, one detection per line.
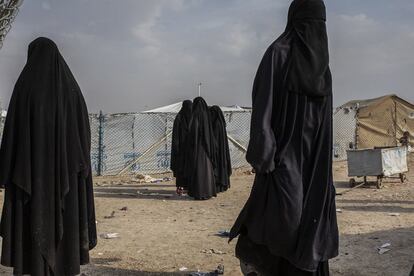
399 173 406 183
376 176 383 189
349 178 356 188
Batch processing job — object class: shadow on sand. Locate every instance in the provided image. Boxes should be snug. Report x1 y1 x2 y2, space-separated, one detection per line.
93 186 192 201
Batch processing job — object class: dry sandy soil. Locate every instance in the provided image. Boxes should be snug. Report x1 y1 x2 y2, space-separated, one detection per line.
0 156 413 276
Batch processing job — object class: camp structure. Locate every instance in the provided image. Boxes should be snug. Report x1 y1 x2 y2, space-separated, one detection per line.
333 94 414 160
0 0 24 49
88 102 251 176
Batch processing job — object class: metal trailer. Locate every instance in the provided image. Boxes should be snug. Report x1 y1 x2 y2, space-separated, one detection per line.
347 146 408 189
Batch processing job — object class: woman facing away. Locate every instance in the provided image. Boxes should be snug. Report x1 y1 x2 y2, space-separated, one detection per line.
0 37 97 276
209 105 232 193
229 0 339 275
186 97 217 200
171 100 193 194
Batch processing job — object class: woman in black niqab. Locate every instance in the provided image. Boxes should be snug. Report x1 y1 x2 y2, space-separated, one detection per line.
209 106 231 192
229 1 338 275
171 100 193 192
186 97 216 200
0 37 97 276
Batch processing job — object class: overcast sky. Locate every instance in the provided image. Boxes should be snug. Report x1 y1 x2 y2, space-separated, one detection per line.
0 0 413 113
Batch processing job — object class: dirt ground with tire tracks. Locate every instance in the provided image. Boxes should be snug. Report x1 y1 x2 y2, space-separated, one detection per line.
0 155 413 276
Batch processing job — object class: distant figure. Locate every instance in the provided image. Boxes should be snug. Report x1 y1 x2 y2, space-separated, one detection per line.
0 37 97 276
171 100 193 194
229 1 339 275
187 97 216 200
210 105 232 192
399 131 410 147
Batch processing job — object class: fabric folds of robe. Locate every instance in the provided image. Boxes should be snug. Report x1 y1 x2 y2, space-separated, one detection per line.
171 100 193 189
209 106 232 192
0 37 97 276
186 97 216 200
230 0 338 274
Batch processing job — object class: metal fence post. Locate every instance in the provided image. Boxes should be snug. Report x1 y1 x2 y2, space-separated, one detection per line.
97 110 104 176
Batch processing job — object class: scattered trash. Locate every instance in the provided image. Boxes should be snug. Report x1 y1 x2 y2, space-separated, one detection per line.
336 209 342 213
388 213 400 217
100 233 120 239
377 243 391 254
120 206 128 211
98 252 103 256
215 264 224 275
378 248 391 255
131 174 172 184
216 230 231 237
189 265 224 276
104 211 116 219
179 267 188 271
201 249 226 255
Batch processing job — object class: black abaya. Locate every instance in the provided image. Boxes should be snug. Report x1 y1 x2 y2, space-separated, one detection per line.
209 106 231 192
229 1 338 275
171 100 193 189
0 37 97 276
186 97 216 200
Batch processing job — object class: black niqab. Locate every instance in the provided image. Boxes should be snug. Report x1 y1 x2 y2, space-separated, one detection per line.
186 97 216 200
0 37 97 276
171 100 193 189
230 1 338 274
209 106 231 192
286 0 332 97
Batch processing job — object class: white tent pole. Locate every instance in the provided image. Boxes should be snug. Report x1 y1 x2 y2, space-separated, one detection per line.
198 82 202 97
227 134 247 152
117 131 173 175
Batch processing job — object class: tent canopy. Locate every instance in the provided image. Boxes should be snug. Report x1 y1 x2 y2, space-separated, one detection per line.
142 102 250 113
338 94 414 150
338 94 414 111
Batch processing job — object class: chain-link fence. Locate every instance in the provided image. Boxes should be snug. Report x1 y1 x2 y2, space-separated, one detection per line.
333 106 357 161
1 97 411 172
88 110 251 176
0 109 251 176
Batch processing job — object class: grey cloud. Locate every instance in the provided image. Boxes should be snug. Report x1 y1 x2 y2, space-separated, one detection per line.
0 0 413 113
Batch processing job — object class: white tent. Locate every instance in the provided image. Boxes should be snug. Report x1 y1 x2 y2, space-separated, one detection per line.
143 102 250 113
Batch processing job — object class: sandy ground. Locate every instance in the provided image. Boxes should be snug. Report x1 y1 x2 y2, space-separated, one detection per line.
0 157 413 276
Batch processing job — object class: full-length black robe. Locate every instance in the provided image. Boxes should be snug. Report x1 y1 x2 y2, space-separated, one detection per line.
0 37 97 276
209 106 231 192
186 97 216 200
171 100 193 189
230 1 339 275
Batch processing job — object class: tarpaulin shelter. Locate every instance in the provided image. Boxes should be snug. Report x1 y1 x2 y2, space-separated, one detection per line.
333 94 414 160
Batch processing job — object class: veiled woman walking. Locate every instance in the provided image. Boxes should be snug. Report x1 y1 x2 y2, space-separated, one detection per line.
187 97 217 200
0 37 97 276
229 1 339 275
171 100 193 193
210 105 232 192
